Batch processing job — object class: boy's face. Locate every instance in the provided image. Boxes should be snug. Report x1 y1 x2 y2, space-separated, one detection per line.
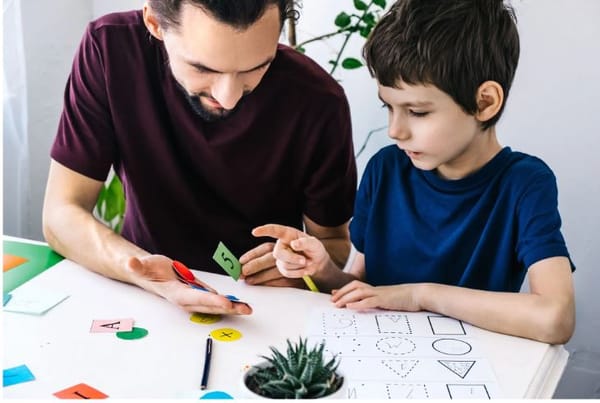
157 3 280 121
379 81 495 180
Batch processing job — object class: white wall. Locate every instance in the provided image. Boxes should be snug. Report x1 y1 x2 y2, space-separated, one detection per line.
498 0 600 353
4 0 599 353
8 0 92 240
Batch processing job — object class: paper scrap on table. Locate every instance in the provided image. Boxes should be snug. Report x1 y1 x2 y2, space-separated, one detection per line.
53 382 108 399
3 290 69 315
90 318 134 333
3 293 12 306
212 241 241 280
3 364 35 387
3 254 28 272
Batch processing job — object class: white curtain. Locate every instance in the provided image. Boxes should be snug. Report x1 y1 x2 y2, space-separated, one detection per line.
3 0 30 236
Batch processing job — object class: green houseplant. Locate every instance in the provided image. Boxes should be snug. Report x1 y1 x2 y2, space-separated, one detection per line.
243 338 343 399
291 0 387 76
95 174 125 233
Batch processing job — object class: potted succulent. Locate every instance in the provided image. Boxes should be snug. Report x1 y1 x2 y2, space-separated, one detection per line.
242 337 344 399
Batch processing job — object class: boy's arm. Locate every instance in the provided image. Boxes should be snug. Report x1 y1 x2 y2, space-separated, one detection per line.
418 256 574 344
333 256 574 344
250 223 362 291
303 215 351 269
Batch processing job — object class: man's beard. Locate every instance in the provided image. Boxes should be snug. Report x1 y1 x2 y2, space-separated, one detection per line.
176 82 247 122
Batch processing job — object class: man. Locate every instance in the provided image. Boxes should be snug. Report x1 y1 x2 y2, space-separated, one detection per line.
43 0 357 315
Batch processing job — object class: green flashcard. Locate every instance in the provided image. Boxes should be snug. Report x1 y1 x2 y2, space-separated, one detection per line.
212 242 241 281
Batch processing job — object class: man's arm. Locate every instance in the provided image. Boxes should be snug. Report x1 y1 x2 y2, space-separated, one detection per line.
332 256 575 344
43 160 251 315
43 160 148 283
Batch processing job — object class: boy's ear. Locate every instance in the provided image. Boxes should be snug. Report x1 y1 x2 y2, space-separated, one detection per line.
143 2 164 40
475 81 504 123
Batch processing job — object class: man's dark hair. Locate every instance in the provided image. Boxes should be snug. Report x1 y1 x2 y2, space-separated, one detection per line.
364 0 520 129
148 0 298 30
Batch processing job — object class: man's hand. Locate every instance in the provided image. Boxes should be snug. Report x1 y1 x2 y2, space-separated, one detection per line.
127 255 252 315
239 242 305 288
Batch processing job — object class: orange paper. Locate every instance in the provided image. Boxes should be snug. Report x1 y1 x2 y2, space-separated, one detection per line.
3 254 28 272
53 383 108 399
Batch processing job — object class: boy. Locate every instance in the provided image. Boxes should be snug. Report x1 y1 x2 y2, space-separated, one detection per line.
253 0 575 344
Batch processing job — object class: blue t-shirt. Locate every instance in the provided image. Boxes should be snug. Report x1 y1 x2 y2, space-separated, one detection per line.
350 146 573 292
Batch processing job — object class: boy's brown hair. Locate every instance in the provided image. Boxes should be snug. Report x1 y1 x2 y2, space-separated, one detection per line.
364 0 520 129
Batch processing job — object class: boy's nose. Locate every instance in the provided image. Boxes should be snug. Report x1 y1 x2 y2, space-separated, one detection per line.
388 118 410 141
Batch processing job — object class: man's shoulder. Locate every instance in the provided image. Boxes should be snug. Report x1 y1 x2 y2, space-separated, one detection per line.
88 10 144 36
271 45 347 101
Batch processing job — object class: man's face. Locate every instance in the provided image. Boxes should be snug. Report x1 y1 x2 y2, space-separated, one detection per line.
158 3 281 121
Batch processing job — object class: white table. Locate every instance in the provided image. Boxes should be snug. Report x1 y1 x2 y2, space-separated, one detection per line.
3 258 567 398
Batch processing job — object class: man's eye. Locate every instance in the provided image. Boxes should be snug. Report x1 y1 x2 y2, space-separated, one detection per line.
409 110 429 117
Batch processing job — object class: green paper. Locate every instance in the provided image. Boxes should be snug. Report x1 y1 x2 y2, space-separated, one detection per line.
3 240 64 294
212 242 241 281
116 326 149 340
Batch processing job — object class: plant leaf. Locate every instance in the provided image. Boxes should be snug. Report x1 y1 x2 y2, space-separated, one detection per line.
362 12 376 26
359 25 373 38
353 0 368 11
334 11 351 28
96 186 107 217
373 0 387 8
342 57 363 69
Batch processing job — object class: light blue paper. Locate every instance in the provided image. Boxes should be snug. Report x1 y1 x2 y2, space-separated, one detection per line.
3 365 35 387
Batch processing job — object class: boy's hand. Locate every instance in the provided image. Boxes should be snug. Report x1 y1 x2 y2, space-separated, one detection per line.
250 224 330 279
127 255 252 315
331 280 421 312
239 242 304 287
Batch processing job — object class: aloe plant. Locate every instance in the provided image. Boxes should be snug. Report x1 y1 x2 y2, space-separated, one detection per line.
245 338 343 399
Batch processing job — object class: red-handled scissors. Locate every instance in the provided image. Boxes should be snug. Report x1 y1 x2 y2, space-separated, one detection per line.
172 260 250 306
172 260 215 292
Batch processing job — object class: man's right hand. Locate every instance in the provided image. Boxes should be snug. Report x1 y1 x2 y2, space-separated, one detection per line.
127 255 252 315
239 242 306 288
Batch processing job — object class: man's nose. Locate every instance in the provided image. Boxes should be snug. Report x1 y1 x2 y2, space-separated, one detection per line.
211 74 244 110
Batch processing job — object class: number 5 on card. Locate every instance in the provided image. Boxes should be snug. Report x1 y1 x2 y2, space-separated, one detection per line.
212 242 241 280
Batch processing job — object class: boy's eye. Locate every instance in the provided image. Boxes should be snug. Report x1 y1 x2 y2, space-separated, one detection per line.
381 102 391 110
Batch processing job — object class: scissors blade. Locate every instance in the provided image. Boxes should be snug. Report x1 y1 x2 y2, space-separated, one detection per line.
172 260 210 291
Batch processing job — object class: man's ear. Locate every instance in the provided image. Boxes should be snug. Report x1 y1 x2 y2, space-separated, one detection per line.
143 2 163 40
475 81 504 123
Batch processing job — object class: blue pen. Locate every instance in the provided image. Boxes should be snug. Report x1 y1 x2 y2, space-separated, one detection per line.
200 336 213 390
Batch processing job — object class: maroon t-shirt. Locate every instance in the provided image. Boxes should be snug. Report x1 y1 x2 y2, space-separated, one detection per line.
51 11 357 273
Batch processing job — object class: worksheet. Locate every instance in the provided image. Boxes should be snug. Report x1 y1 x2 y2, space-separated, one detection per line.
305 308 502 399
